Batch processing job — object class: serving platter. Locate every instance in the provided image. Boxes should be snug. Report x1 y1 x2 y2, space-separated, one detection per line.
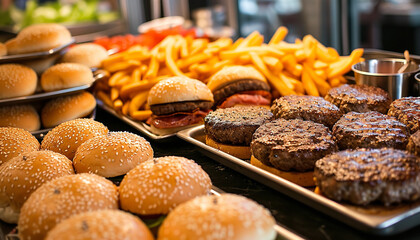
177 125 420 235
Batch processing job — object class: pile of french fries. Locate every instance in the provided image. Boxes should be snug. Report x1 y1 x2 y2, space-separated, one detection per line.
95 26 363 121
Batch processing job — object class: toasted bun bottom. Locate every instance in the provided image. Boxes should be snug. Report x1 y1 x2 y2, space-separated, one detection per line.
148 123 201 136
205 136 251 160
251 155 315 187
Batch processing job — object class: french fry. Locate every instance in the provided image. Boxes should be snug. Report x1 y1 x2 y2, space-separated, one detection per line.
190 38 209 55
110 88 119 101
120 78 162 99
269 26 288 45
177 53 212 70
131 110 153 121
304 63 330 96
113 99 123 111
144 55 159 79
105 60 140 73
313 60 328 69
123 50 151 61
236 31 260 49
122 100 130 116
328 77 342 88
165 38 186 77
327 48 363 79
96 90 113 107
129 91 149 116
101 53 124 69
108 71 128 87
220 46 284 60
131 67 142 82
302 70 319 96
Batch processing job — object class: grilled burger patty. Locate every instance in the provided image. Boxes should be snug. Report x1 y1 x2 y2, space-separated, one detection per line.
204 106 273 145
251 118 337 172
408 130 420 157
388 97 420 134
314 148 420 206
212 79 270 106
150 100 213 116
325 84 391 114
271 95 342 128
333 111 409 150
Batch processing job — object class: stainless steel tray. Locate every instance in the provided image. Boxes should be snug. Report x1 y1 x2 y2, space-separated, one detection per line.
0 70 106 106
97 100 177 141
0 39 74 63
177 125 420 235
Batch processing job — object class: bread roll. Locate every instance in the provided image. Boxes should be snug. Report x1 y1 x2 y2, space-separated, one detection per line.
41 91 96 128
0 150 74 223
0 127 39 165
41 118 108 160
41 63 94 92
0 105 40 132
5 23 72 55
0 42 7 56
61 43 108 68
0 64 37 99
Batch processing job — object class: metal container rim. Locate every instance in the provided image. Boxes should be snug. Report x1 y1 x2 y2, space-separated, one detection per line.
352 58 420 77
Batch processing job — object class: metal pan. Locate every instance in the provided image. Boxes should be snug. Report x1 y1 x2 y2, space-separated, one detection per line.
177 125 420 235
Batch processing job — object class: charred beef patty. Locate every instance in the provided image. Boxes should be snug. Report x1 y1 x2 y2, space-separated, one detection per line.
408 130 420 157
150 100 213 116
251 118 337 172
204 106 273 145
314 148 420 206
333 111 409 150
271 95 342 128
325 84 391 114
212 79 270 106
388 97 420 134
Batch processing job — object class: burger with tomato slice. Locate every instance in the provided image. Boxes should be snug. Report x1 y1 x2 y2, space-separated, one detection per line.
207 66 271 109
147 76 214 135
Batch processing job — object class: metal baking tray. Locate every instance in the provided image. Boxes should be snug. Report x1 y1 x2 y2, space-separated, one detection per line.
177 125 420 235
97 100 178 141
0 70 107 106
0 39 74 63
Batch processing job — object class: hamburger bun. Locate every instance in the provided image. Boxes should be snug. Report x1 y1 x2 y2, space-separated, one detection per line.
148 76 213 106
0 150 74 223
41 118 108 160
251 155 315 187
0 104 40 132
0 42 7 56
41 91 96 128
0 64 37 99
119 156 212 215
5 23 72 55
206 135 251 159
61 43 108 68
18 173 119 240
0 127 39 165
73 131 153 177
45 210 154 240
40 63 94 92
20 54 62 75
207 65 267 92
158 193 276 240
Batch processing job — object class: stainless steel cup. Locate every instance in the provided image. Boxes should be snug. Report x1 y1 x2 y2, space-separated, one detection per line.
352 59 420 99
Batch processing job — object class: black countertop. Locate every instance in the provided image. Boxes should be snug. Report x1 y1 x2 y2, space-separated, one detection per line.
2 107 420 240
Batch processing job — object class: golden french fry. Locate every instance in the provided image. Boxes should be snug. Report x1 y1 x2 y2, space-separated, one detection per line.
274 42 303 53
180 37 189 58
177 53 212 70
262 56 280 68
302 70 319 96
113 99 123 111
304 63 330 96
114 75 132 88
249 34 264 46
144 55 159 79
96 90 113 107
140 65 148 74
236 31 261 49
230 37 244 50
110 88 119 101
314 60 328 69
220 46 285 60
315 69 327 79
327 48 364 79
165 38 186 77
105 60 140 73
190 38 209 56
129 91 149 116
108 71 128 87
120 78 162 99
101 53 124 69
131 67 142 82
131 110 152 121
269 26 288 45
122 100 130 115
123 50 151 61
328 77 342 88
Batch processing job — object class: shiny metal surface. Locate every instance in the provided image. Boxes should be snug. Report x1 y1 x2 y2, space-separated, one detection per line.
352 58 420 99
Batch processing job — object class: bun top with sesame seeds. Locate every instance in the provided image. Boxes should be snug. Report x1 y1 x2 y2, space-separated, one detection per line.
0 150 74 224
158 193 276 240
119 156 212 215
40 63 94 92
18 173 119 240
0 64 37 100
45 209 154 240
73 131 153 178
0 127 39 165
41 118 109 160
0 104 41 132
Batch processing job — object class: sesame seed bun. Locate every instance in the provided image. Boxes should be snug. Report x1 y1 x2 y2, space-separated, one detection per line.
0 42 7 56
45 210 154 240
0 150 74 223
207 66 267 92
41 118 108 160
61 43 108 68
18 173 119 240
0 64 37 99
5 23 72 55
147 76 214 106
0 104 40 132
0 127 39 165
158 193 276 240
40 63 94 92
41 91 96 128
119 156 212 215
73 132 153 178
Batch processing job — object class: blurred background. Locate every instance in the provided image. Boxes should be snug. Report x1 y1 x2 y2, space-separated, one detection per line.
0 0 419 55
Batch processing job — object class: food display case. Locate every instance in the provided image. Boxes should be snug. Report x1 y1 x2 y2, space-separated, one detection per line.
1 1 420 240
